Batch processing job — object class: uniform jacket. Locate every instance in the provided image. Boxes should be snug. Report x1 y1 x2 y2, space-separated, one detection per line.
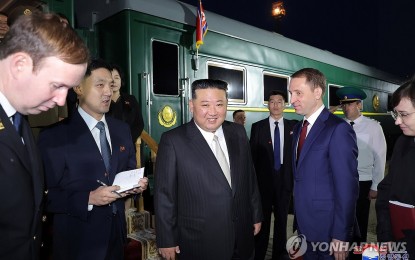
38 110 136 260
0 106 43 260
155 120 263 260
292 108 359 242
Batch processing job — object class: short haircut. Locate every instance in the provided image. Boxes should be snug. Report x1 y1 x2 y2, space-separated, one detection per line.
191 79 228 99
291 68 326 96
268 90 286 101
391 76 415 108
110 63 125 87
85 59 112 78
233 109 245 119
0 11 89 70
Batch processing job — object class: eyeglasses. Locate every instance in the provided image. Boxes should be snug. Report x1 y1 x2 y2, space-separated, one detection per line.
391 110 415 121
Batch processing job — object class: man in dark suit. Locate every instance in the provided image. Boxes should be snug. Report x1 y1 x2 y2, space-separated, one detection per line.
288 68 359 259
250 90 297 260
38 59 148 260
0 12 89 260
155 79 263 260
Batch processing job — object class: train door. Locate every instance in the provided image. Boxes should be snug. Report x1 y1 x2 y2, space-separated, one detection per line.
142 26 191 142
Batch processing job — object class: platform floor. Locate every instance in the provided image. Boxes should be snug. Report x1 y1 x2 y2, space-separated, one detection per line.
266 199 377 259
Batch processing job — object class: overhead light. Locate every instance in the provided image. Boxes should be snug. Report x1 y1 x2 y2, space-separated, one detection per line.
272 1 286 20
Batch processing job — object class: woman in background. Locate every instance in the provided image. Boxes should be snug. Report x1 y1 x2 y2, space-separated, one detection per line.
376 77 415 258
108 63 144 145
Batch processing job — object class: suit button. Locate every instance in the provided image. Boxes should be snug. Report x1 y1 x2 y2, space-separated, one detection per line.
33 236 36 240
42 215 47 222
44 190 48 195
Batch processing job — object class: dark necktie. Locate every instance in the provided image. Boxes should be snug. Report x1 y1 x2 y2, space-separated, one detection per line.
96 122 111 174
350 121 355 128
297 120 309 160
12 112 22 136
96 121 117 214
274 121 281 171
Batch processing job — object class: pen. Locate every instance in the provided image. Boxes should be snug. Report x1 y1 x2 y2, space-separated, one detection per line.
97 180 107 186
96 180 122 198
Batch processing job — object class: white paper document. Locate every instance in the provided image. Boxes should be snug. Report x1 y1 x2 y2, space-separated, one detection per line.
113 167 145 193
389 200 415 208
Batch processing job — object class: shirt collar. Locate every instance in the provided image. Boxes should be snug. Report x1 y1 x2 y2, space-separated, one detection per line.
0 90 17 117
78 106 108 131
193 121 225 141
303 104 325 126
346 114 363 124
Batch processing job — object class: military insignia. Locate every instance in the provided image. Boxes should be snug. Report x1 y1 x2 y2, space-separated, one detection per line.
23 8 32 16
158 105 176 128
0 120 4 130
372 94 380 111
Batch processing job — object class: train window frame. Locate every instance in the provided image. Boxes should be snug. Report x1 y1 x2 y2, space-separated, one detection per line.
262 72 290 106
151 39 180 97
328 84 343 111
206 61 246 105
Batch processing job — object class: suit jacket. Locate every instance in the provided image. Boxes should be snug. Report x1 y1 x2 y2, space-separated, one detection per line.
0 106 43 260
108 92 144 144
250 117 297 202
38 110 136 260
376 135 415 245
292 108 359 243
154 120 263 260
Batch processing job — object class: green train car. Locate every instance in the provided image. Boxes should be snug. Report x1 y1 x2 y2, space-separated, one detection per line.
71 0 401 157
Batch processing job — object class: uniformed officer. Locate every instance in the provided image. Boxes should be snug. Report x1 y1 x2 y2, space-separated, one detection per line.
336 87 387 246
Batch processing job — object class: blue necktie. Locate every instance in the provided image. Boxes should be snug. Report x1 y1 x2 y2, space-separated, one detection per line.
274 121 281 171
96 121 117 214
96 122 111 174
12 112 22 136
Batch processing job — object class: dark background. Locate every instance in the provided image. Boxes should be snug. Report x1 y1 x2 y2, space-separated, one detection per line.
180 0 415 81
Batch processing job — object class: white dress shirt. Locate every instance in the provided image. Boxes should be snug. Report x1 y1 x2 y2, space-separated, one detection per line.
346 115 387 190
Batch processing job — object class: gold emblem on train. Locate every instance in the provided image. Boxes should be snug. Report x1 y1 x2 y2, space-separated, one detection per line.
372 94 380 111
158 105 176 127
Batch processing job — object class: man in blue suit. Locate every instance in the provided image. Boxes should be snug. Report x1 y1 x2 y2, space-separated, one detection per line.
38 59 148 260
288 68 359 259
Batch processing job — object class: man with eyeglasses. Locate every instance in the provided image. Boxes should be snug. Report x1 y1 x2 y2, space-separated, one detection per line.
336 87 387 250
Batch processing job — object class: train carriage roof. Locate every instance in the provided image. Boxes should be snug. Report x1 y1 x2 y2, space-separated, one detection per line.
74 0 402 84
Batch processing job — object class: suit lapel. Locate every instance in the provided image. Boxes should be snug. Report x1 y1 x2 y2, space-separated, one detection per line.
260 119 274 162
223 122 237 195
70 111 110 183
0 106 31 171
20 117 44 208
187 120 231 190
107 119 120 184
282 119 291 163
297 109 329 166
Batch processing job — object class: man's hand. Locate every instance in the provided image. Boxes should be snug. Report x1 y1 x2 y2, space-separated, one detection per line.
159 246 180 260
368 189 378 200
330 238 349 260
123 177 149 195
89 185 122 206
253 222 262 236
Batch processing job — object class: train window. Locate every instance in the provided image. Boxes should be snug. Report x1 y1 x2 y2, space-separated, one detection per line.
388 94 393 111
152 40 179 96
328 84 342 110
263 73 289 103
207 63 245 103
